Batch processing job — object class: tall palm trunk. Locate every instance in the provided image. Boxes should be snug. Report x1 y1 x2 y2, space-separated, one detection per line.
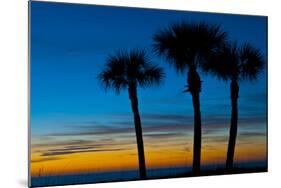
187 67 202 175
128 84 147 179
226 79 239 169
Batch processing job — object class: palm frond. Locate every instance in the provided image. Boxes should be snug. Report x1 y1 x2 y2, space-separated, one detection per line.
128 49 165 87
153 25 190 73
202 41 265 82
153 21 227 73
239 43 264 81
98 49 164 93
203 42 239 81
127 49 149 82
97 52 128 94
137 64 165 87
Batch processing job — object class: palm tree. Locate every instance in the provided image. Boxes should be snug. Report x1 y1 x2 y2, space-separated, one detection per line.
98 49 164 179
153 22 227 174
204 42 264 170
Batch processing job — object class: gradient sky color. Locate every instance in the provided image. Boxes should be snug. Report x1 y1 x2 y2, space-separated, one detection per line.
30 1 267 177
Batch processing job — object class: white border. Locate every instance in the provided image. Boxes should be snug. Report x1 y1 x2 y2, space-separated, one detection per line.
33 0 269 16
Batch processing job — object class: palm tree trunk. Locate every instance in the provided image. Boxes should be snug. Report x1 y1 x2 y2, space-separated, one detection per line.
191 91 202 175
128 84 147 179
187 68 202 175
226 79 239 170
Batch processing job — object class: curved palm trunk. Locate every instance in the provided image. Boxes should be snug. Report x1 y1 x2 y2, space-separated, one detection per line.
128 84 147 179
226 79 239 170
187 68 202 175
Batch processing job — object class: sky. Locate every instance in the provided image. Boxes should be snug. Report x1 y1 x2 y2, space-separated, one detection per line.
30 1 267 177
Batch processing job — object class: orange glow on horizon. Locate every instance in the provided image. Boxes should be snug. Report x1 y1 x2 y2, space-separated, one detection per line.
31 138 267 177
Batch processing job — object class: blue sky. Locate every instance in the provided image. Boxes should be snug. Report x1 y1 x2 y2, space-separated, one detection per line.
31 2 267 135
30 2 267 172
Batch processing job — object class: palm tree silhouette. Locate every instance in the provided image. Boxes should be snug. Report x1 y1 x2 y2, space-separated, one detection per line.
98 49 164 179
153 22 227 174
204 42 264 170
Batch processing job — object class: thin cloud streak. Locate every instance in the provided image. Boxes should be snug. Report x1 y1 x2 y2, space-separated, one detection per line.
41 148 124 157
31 157 61 163
36 112 266 138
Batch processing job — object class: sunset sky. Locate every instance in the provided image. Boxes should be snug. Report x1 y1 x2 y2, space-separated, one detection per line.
30 1 267 177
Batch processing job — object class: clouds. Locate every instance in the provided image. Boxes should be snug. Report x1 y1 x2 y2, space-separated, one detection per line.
31 157 61 163
239 132 266 137
32 137 133 158
41 148 124 157
143 132 185 139
33 111 266 142
31 111 266 161
31 84 267 166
